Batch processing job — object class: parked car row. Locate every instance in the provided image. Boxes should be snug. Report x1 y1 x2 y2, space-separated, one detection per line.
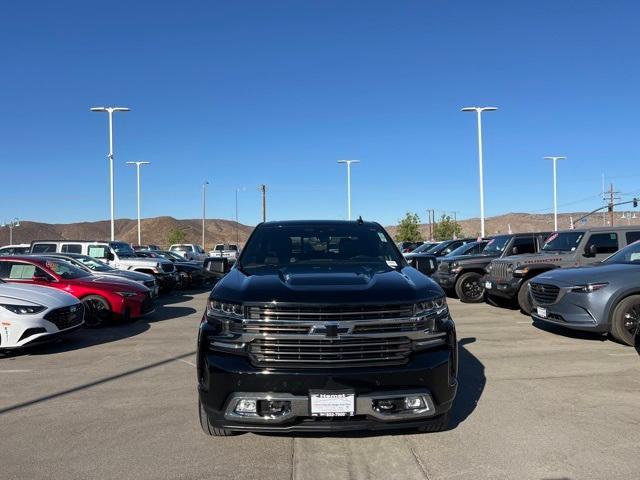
0 239 233 351
427 226 640 346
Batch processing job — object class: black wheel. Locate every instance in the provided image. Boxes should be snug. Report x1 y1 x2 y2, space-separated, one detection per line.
199 400 236 436
610 295 640 346
417 412 450 433
517 279 533 315
454 272 484 303
82 295 112 328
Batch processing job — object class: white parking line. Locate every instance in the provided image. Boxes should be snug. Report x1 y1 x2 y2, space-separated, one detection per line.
608 353 637 357
516 321 532 324
0 369 32 373
178 359 196 367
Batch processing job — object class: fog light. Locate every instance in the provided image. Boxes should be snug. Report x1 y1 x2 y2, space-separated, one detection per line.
374 399 397 412
260 400 290 416
404 396 426 410
235 399 257 414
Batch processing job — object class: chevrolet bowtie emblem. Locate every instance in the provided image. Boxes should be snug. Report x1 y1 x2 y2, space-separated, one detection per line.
310 323 351 337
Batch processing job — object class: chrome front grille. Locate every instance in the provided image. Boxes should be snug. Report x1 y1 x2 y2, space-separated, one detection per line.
530 282 560 304
246 303 415 321
248 337 412 368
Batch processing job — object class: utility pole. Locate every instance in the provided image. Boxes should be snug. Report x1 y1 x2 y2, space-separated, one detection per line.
202 181 209 248
258 184 268 222
607 183 621 226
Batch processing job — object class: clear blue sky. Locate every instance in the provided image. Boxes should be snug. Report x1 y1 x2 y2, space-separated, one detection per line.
1 1 640 227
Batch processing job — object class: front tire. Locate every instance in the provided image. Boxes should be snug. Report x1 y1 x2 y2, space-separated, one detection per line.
517 279 533 315
610 295 640 346
455 272 484 303
199 400 236 436
82 295 112 328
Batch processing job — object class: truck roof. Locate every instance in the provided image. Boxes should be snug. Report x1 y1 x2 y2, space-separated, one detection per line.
259 219 381 228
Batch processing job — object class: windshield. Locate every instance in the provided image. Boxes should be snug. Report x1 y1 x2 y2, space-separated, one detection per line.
427 241 453 255
239 223 404 271
44 259 91 279
214 245 224 251
172 245 193 252
483 236 511 255
542 232 584 252
111 242 136 258
411 243 435 254
446 241 483 257
157 251 184 261
75 255 114 272
603 240 640 264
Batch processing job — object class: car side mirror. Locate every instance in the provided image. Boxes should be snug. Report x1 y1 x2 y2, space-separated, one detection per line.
511 246 519 255
107 251 115 261
415 257 437 276
585 244 597 257
205 257 229 274
32 273 51 282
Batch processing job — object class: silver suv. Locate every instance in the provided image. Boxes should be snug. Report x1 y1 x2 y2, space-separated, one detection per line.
483 226 640 313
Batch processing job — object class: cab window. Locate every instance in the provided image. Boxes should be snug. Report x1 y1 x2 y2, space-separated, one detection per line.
585 233 619 254
31 243 57 253
61 244 82 254
512 237 536 254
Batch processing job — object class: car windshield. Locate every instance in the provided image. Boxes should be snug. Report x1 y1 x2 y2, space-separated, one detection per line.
542 232 584 252
603 240 640 264
446 241 482 257
111 242 136 258
74 255 114 272
157 251 184 261
239 223 404 271
483 235 511 255
214 245 224 251
427 242 453 255
411 243 434 254
44 259 91 279
172 245 193 252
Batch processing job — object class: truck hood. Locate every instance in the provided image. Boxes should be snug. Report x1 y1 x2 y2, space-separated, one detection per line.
534 263 639 286
440 253 498 264
0 283 78 307
213 265 443 304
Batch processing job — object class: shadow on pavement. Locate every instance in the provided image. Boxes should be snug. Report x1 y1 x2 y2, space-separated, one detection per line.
448 336 485 429
531 320 607 343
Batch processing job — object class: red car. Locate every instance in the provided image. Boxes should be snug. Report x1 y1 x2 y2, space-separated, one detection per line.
0 256 153 327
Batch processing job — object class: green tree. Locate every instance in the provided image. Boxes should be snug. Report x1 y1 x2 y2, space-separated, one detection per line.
395 212 423 242
433 214 462 241
167 227 187 245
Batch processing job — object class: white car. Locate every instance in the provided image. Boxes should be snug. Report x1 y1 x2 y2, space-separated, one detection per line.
0 244 31 255
0 280 84 350
169 244 208 262
209 244 240 261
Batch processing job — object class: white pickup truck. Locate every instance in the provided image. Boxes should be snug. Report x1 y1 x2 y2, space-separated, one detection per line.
168 244 208 262
209 243 240 262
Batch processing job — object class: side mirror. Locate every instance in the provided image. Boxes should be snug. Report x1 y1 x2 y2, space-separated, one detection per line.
511 246 519 255
32 273 51 282
107 251 115 261
204 257 229 275
415 257 437 276
585 244 597 257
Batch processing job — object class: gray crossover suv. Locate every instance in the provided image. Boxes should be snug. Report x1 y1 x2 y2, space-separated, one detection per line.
529 240 640 346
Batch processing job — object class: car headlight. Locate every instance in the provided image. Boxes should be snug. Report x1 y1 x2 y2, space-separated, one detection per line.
485 263 493 274
116 291 139 297
206 300 243 318
570 283 608 293
450 261 461 273
415 296 447 316
0 303 46 314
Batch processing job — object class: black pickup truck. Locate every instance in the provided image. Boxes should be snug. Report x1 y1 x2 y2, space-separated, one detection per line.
197 220 458 435
434 232 549 303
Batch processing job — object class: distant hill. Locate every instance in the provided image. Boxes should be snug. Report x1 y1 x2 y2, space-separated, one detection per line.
386 211 640 240
3 217 254 250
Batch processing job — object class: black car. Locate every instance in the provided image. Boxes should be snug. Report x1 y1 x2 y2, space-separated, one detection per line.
136 250 209 288
197 220 456 435
434 233 549 303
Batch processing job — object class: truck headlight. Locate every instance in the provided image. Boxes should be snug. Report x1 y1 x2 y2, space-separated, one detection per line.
570 283 608 293
485 263 493 274
415 296 447 316
450 262 462 273
0 303 46 314
206 300 243 318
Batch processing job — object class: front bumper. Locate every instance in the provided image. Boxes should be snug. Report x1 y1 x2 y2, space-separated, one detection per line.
529 288 609 333
156 272 179 290
433 271 457 289
482 274 522 299
197 330 457 432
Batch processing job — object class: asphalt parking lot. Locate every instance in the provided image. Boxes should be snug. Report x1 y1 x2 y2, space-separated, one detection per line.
2 290 639 480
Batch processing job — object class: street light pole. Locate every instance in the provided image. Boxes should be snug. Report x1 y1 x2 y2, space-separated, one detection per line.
235 187 245 244
544 156 566 231
126 161 150 245
461 107 497 238
337 160 360 220
202 181 209 248
91 106 130 241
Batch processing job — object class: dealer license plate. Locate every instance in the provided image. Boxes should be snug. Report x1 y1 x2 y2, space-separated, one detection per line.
485 281 492 289
537 307 548 318
310 392 355 417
